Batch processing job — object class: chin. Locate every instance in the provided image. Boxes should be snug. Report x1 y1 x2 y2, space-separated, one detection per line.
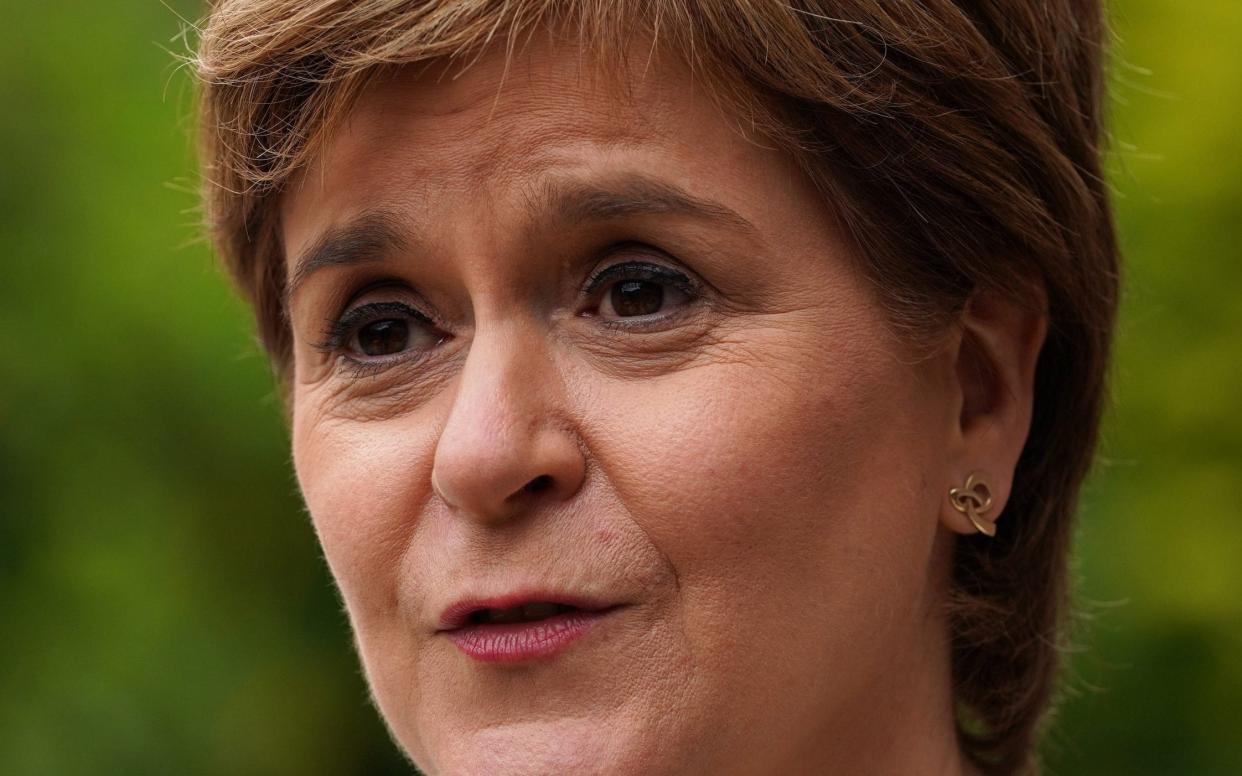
415 717 677 776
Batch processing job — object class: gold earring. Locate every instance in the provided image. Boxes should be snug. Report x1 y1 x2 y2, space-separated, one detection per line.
949 471 996 537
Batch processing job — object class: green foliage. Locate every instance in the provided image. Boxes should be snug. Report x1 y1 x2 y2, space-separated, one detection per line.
1040 1 1242 772
1 1 1237 773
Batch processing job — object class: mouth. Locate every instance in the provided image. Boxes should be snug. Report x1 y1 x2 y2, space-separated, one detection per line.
438 594 622 664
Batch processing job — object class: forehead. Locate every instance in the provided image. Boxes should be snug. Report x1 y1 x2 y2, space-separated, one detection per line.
278 36 762 243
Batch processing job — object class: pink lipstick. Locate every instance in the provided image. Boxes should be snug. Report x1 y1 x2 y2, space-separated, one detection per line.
438 595 618 663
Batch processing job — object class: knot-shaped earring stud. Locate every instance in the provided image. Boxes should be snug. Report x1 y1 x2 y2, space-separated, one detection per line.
949 471 996 537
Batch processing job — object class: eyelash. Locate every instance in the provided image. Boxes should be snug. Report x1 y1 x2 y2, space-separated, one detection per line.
314 300 441 377
581 259 700 329
318 257 702 372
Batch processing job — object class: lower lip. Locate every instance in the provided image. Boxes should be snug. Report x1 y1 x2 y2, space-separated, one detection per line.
444 608 616 663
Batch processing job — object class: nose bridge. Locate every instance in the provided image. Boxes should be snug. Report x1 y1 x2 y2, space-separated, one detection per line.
431 316 585 523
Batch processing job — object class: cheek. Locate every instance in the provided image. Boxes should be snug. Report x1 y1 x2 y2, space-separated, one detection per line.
581 320 946 690
290 401 439 616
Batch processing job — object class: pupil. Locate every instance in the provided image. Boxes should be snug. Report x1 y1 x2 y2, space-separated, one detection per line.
357 319 409 356
611 280 663 317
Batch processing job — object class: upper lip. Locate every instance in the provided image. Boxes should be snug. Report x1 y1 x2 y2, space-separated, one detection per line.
436 591 619 632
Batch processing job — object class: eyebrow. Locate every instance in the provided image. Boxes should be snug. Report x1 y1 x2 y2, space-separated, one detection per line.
285 210 407 305
285 174 756 302
541 175 757 234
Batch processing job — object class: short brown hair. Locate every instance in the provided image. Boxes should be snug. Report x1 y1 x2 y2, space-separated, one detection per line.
194 1 1119 772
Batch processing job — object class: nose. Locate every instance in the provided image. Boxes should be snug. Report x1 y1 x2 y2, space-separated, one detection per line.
430 321 586 524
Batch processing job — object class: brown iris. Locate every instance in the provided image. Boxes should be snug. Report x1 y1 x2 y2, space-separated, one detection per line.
610 280 664 317
356 319 409 356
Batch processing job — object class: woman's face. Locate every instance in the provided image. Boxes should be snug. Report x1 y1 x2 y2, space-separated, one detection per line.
281 37 966 775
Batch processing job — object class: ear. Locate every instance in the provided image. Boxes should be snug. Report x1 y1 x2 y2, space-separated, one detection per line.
940 288 1048 536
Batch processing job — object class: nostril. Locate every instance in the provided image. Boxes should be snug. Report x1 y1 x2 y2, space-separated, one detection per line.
522 475 552 494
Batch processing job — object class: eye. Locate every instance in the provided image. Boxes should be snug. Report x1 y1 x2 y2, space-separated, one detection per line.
355 318 410 356
318 300 446 365
605 278 679 318
585 259 698 324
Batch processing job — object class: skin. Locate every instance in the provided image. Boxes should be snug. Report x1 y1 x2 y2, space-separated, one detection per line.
280 32 1046 776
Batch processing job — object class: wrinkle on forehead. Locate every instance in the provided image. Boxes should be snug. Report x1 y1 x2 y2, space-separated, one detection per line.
280 34 726 234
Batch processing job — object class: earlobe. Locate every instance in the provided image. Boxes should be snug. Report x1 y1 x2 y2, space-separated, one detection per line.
940 289 1048 536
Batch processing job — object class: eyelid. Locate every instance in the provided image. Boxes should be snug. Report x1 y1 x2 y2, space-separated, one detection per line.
581 258 698 298
329 277 444 326
315 300 433 354
312 253 702 365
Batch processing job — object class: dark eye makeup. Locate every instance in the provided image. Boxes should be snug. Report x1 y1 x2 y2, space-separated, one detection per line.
315 251 704 375
580 259 699 328
316 301 441 354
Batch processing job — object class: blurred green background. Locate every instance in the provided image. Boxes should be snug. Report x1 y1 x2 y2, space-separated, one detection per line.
1 1 1238 773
